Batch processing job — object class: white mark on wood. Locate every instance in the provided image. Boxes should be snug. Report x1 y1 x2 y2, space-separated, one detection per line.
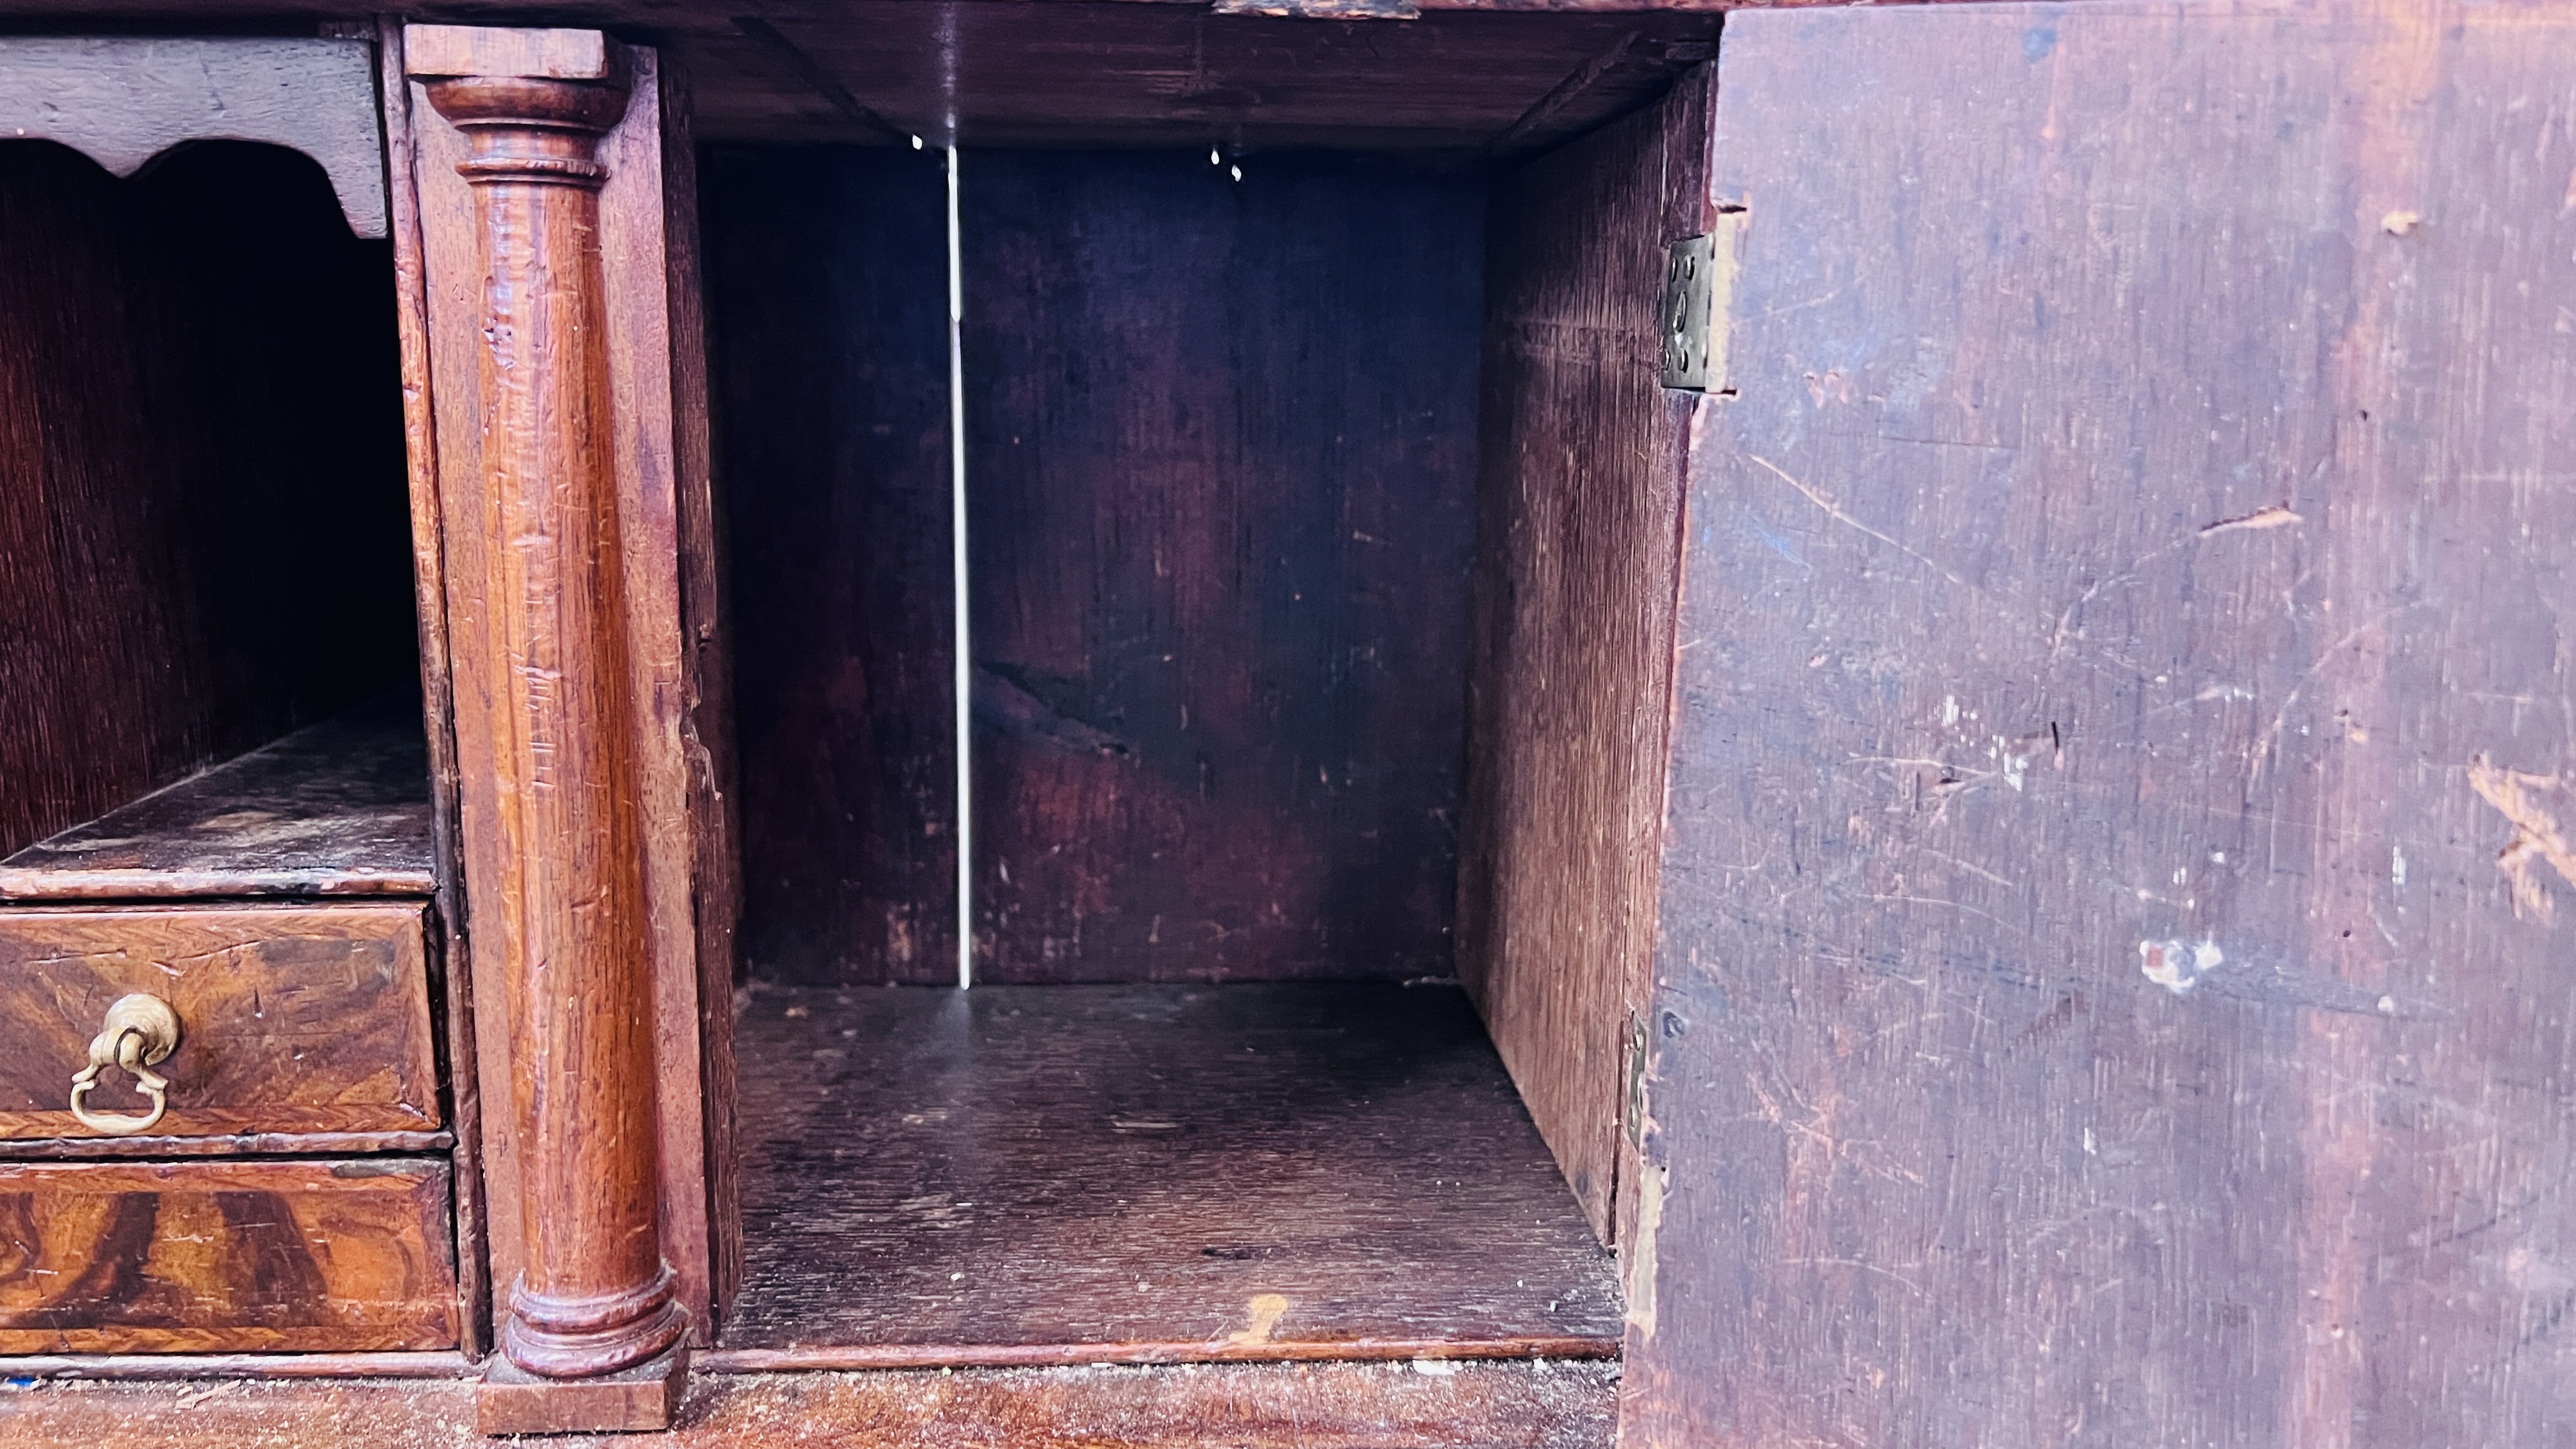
2391 846 2408 888
1747 454 1967 587
1224 1292 1291 1346
2469 756 2576 923
2140 938 2224 993
2200 504 2304 536
1990 736 2032 792
1624 1164 1665 1341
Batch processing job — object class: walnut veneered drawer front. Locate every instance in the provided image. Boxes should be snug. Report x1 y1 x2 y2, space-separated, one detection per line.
0 903 439 1141
0 1157 457 1353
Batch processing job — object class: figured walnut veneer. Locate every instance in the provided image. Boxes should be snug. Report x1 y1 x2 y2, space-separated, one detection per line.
0 1158 458 1354
0 904 439 1142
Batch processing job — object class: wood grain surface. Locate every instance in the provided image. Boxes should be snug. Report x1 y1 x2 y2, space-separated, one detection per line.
1627 3 2576 1445
0 903 438 1142
962 152 1485 984
702 144 957 987
0 1158 457 1354
376 14 489 1360
721 983 1619 1354
709 150 1489 985
0 37 387 236
0 696 433 901
1459 70 1710 1248
693 4 1717 150
0 138 416 866
411 40 732 1352
0 1360 1618 1448
412 36 684 1379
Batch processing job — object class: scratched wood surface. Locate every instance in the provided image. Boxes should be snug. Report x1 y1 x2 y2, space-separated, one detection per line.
0 696 433 901
0 903 439 1142
0 38 388 237
702 144 956 986
721 983 1619 1353
689 4 1715 150
0 1158 457 1354
1625 3 2576 1445
0 139 415 865
961 152 1484 983
411 46 732 1347
0 1360 1618 1448
375 17 487 1359
710 149 1490 986
1459 70 1710 1247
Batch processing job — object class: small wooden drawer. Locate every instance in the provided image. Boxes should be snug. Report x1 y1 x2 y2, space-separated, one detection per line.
0 903 440 1142
0 1157 457 1352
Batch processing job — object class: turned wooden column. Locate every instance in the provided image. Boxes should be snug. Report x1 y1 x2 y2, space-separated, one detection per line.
412 34 683 1383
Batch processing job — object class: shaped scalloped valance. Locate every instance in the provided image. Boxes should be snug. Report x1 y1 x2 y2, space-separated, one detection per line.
0 36 386 238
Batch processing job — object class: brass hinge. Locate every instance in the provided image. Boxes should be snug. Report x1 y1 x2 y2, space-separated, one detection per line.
1660 209 1746 392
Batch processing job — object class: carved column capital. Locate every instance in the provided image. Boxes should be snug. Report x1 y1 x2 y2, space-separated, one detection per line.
421 69 632 188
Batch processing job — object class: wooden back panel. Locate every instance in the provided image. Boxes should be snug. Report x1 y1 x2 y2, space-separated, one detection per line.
1627 3 2576 1442
702 146 957 985
960 152 1485 985
706 150 1487 986
0 140 415 861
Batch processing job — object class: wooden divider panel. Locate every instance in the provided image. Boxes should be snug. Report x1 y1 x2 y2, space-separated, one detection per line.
1460 71 1713 1246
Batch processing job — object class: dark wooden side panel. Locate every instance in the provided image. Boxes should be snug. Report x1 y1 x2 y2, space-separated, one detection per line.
0 140 417 861
0 1158 457 1354
963 151 1485 983
1460 72 1712 1245
0 903 440 1141
1627 3 2576 1445
702 146 956 986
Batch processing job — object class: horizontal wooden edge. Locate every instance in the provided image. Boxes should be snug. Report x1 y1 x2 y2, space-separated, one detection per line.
0 871 437 901
0 1351 470 1381
696 1337 1620 1373
0 1339 1616 1383
403 23 619 82
0 1130 453 1160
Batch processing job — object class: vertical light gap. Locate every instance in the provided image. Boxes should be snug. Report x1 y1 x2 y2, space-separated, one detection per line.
947 144 972 991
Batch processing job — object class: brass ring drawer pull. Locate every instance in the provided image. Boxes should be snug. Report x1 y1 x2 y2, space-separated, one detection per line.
68 993 183 1135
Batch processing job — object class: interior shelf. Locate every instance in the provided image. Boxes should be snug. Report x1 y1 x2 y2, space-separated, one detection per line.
0 694 434 901
720 981 1621 1360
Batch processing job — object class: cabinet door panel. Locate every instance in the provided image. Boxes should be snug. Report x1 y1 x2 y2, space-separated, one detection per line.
1629 3 2576 1445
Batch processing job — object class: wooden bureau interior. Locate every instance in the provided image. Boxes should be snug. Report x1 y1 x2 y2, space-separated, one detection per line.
0 4 1714 1384
2 10 2570 1444
0 125 456 1353
691 4 1713 1363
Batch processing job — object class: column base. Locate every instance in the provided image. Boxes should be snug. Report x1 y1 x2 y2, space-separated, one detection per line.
477 1340 688 1436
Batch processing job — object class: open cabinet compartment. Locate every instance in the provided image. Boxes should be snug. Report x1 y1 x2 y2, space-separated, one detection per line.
0 96 465 1356
0 134 429 901
691 4 1718 1363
